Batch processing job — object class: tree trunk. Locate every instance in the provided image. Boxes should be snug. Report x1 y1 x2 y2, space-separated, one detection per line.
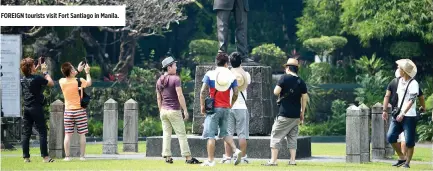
79 29 110 77
113 33 137 82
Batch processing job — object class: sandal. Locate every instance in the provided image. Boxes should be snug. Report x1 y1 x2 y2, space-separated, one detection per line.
186 157 202 164
24 158 31 163
43 158 55 163
165 157 173 164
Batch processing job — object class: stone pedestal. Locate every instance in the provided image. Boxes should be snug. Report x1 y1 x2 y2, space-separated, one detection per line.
371 103 386 159
146 136 311 159
123 99 139 152
49 100 65 158
103 98 118 154
192 65 275 135
346 104 370 163
70 125 81 157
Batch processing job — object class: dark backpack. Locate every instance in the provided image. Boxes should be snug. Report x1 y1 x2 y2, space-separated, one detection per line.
77 78 91 108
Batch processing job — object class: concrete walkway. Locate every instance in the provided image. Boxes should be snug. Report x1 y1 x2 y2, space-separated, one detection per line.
3 153 432 165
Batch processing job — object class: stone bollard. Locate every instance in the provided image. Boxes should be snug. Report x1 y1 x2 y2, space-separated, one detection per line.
49 100 65 158
123 99 138 152
346 104 370 163
69 125 81 157
103 98 118 154
384 104 395 158
371 103 386 159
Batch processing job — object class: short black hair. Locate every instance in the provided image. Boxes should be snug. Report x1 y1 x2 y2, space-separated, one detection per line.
230 52 242 68
216 53 229 67
287 65 298 73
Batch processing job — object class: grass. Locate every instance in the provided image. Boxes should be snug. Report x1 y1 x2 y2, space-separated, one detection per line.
312 143 433 162
1 142 432 170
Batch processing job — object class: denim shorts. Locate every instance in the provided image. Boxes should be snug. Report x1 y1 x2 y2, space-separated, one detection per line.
202 108 230 139
386 116 417 147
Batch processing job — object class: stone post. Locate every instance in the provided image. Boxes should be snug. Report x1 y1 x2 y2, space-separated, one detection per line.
371 103 385 159
103 98 118 154
123 99 138 152
358 104 370 162
384 104 394 158
346 104 370 163
69 126 81 157
49 100 65 158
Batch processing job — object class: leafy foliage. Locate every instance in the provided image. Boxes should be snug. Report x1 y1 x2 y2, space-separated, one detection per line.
189 39 218 64
303 36 334 57
341 0 433 45
251 44 287 73
417 122 433 142
140 117 163 137
354 54 385 75
389 41 422 58
308 62 332 84
329 36 348 49
296 0 343 41
354 71 391 106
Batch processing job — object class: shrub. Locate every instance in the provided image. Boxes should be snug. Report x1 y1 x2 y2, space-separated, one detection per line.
189 39 219 64
308 62 331 84
251 44 287 73
139 117 163 137
390 41 422 58
354 71 390 106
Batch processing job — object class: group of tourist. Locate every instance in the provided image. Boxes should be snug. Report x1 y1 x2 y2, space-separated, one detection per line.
156 52 308 167
20 58 91 162
19 54 431 168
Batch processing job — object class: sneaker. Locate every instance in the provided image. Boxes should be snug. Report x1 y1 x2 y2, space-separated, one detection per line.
233 149 242 166
185 157 202 164
24 158 31 163
219 154 231 164
79 157 86 161
392 159 406 167
200 160 216 167
63 157 72 161
241 155 249 164
402 163 410 168
262 161 278 166
288 161 296 165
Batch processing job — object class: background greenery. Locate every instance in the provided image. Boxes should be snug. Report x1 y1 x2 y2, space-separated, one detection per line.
4 0 432 141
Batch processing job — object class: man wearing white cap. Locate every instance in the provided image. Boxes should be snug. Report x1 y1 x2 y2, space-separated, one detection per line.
199 53 242 167
385 59 420 169
219 52 251 164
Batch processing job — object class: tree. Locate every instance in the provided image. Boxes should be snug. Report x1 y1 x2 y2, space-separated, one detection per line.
296 0 343 41
341 0 433 46
97 0 194 81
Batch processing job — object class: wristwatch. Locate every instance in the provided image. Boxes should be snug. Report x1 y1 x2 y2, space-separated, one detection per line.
43 71 49 76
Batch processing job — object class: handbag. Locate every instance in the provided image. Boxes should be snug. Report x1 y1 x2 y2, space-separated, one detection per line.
391 79 413 119
77 78 91 108
205 90 218 114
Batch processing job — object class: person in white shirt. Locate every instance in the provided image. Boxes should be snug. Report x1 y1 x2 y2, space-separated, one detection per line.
220 52 251 164
385 59 419 169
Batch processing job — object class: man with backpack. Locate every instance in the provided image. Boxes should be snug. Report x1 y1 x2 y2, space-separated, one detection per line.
262 58 309 166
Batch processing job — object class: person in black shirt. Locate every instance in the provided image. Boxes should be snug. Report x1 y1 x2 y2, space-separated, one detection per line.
262 58 309 166
20 57 54 163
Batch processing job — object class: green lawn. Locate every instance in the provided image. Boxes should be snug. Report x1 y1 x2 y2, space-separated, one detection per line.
2 142 432 170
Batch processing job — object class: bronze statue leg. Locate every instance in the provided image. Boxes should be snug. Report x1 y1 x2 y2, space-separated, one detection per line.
216 10 231 54
234 0 248 59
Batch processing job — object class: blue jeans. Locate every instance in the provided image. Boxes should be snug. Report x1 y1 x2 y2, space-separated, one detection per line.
202 108 230 139
386 116 417 148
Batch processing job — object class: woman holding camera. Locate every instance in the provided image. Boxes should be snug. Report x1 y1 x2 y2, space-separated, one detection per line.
20 57 54 163
59 61 91 161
